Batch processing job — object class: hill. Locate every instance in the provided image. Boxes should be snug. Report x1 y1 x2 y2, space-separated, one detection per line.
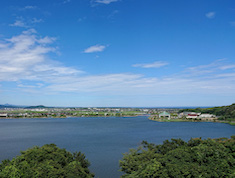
0 104 20 108
179 103 235 121
24 105 49 109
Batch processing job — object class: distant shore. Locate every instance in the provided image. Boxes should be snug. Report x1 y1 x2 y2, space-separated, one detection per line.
1 115 234 126
148 116 235 126
0 115 146 119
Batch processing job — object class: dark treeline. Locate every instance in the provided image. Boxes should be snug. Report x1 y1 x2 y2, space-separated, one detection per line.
0 136 234 177
179 103 235 121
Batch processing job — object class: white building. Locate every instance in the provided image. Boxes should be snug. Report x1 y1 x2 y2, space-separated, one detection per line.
199 114 216 118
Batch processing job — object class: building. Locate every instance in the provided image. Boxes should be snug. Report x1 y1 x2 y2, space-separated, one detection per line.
0 113 7 118
199 114 216 118
159 111 171 119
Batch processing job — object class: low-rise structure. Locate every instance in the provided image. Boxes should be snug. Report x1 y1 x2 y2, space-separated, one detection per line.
0 113 7 118
159 111 171 119
179 112 217 121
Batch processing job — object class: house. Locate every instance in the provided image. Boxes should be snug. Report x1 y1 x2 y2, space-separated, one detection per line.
198 114 217 121
179 112 201 119
186 114 199 119
0 113 8 118
199 114 216 118
159 111 171 119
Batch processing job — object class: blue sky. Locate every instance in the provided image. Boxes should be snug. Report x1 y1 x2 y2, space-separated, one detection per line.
0 0 235 107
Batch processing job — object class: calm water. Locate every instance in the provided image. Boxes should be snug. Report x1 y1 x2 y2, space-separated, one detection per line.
0 116 234 177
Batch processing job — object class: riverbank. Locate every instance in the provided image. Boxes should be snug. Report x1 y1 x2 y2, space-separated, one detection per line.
0 114 146 119
148 116 235 126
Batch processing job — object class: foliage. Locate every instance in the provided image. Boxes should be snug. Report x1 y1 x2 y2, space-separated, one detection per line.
0 144 94 178
179 103 235 121
120 136 235 177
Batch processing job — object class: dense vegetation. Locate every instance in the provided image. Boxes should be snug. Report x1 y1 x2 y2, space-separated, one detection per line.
0 144 94 178
179 103 235 121
120 136 235 177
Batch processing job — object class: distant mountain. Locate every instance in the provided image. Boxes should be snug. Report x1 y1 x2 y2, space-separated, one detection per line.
0 104 55 109
0 104 22 108
25 105 47 109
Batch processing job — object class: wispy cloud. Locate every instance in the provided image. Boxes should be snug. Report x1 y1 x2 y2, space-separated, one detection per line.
77 17 86 22
230 21 235 26
63 0 71 4
133 61 169 68
10 17 43 28
182 59 235 81
18 6 37 11
10 19 27 28
108 10 119 19
23 6 37 10
83 44 106 53
205 12 215 19
219 65 235 70
31 18 43 24
95 0 119 4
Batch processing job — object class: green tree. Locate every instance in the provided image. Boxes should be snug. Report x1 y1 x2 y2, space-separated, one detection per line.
0 144 94 178
120 136 235 177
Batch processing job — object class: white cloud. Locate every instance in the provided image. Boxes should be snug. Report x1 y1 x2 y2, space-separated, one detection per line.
10 20 27 28
1 30 235 99
45 70 235 96
95 0 119 4
83 44 106 53
10 17 43 28
63 0 71 4
31 18 43 24
184 59 235 78
108 10 119 19
18 83 44 88
206 12 215 19
133 61 169 68
216 73 235 78
19 6 37 11
42 60 235 96
219 65 235 70
0 29 81 82
23 6 37 10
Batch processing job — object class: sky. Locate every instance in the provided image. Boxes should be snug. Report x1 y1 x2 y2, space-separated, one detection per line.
0 0 235 107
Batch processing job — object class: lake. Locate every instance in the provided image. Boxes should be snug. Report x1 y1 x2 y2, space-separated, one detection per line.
0 116 234 177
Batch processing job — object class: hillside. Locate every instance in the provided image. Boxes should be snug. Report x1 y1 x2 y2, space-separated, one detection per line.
179 103 235 121
25 105 49 109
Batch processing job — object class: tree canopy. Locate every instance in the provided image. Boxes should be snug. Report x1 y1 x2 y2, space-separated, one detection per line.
120 136 235 177
0 144 94 178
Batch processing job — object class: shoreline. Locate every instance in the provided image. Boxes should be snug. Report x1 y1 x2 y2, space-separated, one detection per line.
0 115 146 119
148 116 235 126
